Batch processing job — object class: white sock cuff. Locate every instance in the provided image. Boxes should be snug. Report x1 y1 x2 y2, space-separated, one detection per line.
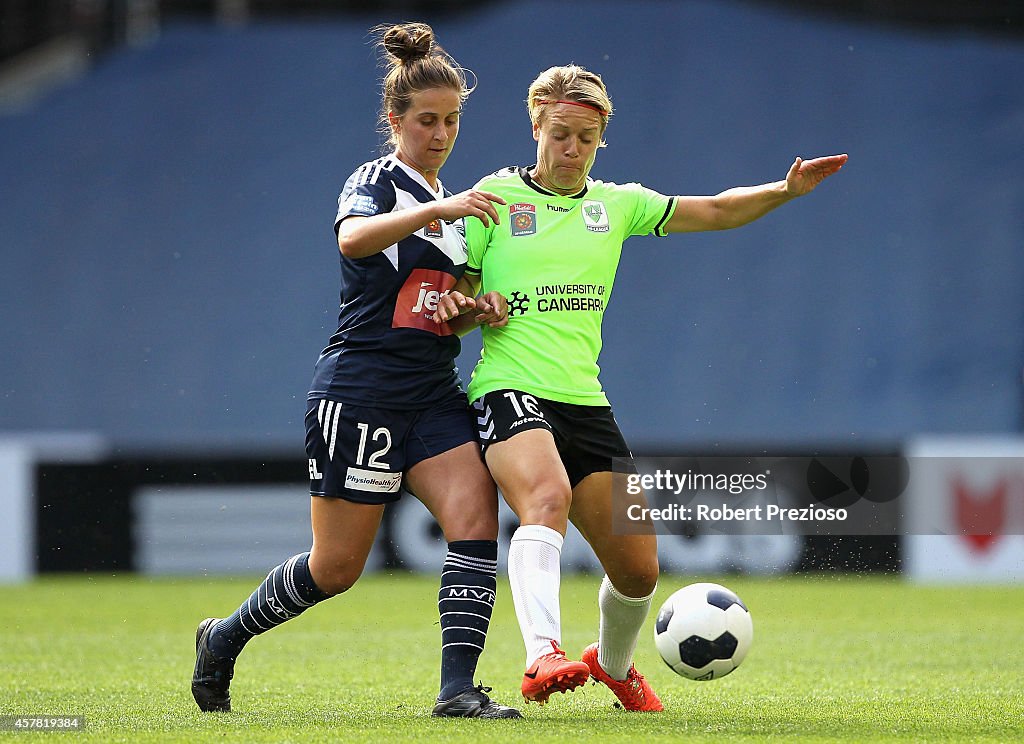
511 524 564 551
601 575 657 605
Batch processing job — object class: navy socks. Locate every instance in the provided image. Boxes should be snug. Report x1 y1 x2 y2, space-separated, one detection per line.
208 552 329 660
437 540 498 701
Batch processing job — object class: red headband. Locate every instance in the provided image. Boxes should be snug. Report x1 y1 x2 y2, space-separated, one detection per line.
535 98 609 116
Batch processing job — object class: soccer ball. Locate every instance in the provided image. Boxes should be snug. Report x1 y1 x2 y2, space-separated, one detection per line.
654 582 753 680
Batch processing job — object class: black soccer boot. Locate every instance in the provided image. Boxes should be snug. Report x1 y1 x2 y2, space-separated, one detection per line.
191 618 235 712
431 684 523 718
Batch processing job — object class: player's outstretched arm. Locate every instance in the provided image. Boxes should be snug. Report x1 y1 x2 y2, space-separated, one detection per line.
338 190 506 259
664 153 848 233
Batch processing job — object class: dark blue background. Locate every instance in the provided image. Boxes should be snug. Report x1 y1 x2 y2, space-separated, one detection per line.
2 0 1022 451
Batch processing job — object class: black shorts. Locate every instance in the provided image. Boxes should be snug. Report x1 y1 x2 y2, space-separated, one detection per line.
305 391 477 505
473 389 634 488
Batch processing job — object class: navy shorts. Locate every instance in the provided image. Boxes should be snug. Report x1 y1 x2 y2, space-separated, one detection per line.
305 391 477 505
472 389 634 488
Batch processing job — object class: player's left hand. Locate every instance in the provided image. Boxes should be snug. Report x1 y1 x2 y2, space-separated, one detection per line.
785 154 848 197
432 291 476 324
472 291 508 328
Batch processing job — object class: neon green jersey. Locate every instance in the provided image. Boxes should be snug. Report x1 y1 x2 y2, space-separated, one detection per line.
465 166 676 405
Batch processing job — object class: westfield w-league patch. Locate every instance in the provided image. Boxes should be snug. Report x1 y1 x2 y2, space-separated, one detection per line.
510 203 537 236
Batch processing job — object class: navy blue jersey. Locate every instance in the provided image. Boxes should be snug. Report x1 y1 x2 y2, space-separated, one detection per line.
308 155 468 409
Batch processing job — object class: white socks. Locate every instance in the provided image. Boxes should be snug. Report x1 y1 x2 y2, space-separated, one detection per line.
598 574 656 681
508 526 655 678
508 524 564 666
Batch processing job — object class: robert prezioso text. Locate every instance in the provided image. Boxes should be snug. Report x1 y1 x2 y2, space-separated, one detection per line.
622 469 848 523
626 502 849 523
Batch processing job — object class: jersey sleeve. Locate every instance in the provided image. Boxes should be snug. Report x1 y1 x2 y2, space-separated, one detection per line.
334 169 397 234
463 215 492 276
465 170 513 275
622 183 677 238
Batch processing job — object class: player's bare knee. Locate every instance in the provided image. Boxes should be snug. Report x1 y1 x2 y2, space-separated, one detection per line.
438 513 499 542
517 488 572 528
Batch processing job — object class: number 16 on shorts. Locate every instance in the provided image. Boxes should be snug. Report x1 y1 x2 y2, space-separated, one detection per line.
474 389 551 446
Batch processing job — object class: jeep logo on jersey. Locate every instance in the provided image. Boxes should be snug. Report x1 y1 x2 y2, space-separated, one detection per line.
510 203 537 236
582 200 609 232
393 268 456 335
424 219 443 239
411 282 441 314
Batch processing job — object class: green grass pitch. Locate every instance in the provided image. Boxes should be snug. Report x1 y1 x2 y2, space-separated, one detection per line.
2 573 1022 742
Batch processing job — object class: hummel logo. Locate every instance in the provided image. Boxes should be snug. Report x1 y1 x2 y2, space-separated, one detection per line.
478 405 495 440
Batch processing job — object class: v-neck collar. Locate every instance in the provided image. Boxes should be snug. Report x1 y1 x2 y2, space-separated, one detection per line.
518 165 589 199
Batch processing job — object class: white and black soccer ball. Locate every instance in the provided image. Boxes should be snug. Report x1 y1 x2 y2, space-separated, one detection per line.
654 582 753 680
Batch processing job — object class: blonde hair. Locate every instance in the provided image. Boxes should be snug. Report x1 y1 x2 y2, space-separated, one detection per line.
372 23 474 147
526 64 613 145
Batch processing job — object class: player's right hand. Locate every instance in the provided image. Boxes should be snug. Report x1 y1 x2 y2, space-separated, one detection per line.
471 291 508 328
435 189 506 228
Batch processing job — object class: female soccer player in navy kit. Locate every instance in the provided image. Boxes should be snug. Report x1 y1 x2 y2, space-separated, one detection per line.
191 23 518 719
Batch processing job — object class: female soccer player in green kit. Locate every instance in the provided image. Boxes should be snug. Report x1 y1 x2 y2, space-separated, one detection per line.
434 64 846 711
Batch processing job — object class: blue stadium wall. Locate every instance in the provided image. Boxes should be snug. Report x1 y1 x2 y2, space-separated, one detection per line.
2 0 1023 454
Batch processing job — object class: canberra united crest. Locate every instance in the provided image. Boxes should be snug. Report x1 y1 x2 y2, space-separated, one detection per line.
510 203 537 236
582 200 609 233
